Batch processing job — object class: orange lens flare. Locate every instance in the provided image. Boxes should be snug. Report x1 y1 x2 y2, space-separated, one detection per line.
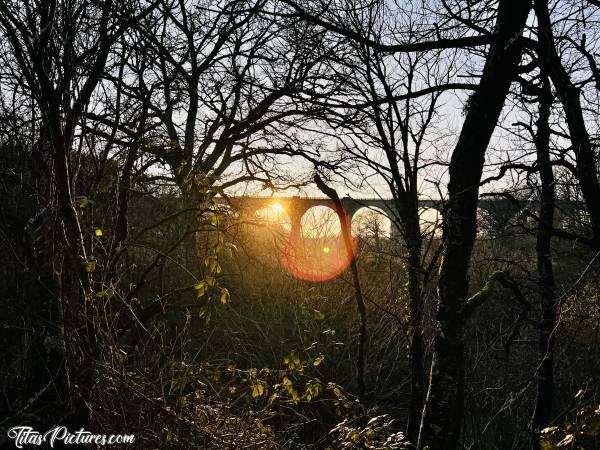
279 234 356 282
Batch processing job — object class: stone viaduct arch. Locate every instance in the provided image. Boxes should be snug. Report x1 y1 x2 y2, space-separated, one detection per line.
220 195 581 239
225 196 434 240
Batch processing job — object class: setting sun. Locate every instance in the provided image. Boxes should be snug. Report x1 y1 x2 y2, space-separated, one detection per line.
271 202 284 214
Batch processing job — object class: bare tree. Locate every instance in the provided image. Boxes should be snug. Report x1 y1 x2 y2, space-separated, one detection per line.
0 0 156 428
116 0 337 200
534 0 600 249
318 37 458 443
418 1 532 448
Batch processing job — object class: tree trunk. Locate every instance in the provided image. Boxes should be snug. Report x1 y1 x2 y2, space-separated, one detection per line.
52 135 95 437
530 74 557 448
314 175 367 400
404 206 425 444
417 1 532 448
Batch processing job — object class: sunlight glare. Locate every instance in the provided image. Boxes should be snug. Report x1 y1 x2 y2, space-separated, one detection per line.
280 237 356 282
271 202 284 214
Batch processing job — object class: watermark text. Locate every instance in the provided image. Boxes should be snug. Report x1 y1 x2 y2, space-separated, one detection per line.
7 426 135 448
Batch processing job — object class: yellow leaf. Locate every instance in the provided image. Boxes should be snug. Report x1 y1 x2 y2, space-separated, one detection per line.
304 384 318 401
75 196 92 209
94 228 103 237
220 288 230 304
292 352 300 365
194 281 207 297
313 356 324 366
228 386 237 394
313 309 325 321
211 259 221 274
84 261 96 273
351 432 360 442
251 382 265 398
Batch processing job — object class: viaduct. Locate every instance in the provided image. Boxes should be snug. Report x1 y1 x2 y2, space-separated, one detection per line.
217 196 553 238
